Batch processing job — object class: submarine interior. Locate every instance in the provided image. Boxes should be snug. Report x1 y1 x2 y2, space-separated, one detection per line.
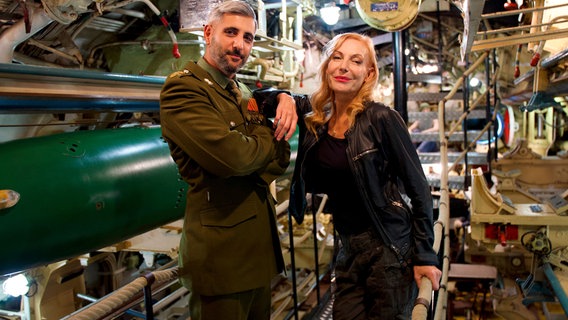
1 0 568 319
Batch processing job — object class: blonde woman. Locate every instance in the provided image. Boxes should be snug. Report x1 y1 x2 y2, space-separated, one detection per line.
269 32 442 319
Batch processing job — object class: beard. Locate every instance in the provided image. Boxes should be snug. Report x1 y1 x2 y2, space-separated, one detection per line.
217 50 243 75
209 36 246 76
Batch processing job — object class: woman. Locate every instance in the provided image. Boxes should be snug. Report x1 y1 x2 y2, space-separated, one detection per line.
288 33 442 319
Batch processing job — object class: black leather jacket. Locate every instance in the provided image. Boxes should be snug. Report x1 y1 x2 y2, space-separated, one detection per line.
287 95 438 266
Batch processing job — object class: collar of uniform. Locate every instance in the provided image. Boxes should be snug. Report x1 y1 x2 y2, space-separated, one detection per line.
197 57 233 90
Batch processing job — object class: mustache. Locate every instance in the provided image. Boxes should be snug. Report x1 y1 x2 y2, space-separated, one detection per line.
227 49 244 60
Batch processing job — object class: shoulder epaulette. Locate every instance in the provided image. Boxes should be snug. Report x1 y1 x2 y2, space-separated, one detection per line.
168 69 191 79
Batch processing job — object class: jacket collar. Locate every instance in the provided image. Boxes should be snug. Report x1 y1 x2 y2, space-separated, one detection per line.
183 59 235 103
197 57 233 90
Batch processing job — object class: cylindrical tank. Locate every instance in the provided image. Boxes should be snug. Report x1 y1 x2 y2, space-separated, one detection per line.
0 126 187 275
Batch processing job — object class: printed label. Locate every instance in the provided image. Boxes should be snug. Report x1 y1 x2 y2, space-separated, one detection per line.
370 2 399 12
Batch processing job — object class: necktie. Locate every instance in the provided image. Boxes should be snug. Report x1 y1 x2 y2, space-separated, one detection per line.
228 80 242 105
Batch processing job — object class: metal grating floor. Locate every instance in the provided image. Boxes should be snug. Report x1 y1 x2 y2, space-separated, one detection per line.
304 295 334 320
316 296 334 320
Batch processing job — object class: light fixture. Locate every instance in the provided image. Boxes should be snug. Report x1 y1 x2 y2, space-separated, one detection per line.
320 3 340 26
2 274 30 297
469 77 480 88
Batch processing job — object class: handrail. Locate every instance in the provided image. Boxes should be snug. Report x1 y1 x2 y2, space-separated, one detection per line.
412 51 489 319
460 0 568 55
469 2 568 52
62 267 179 320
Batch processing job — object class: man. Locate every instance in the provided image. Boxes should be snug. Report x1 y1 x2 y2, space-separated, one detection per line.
160 1 297 319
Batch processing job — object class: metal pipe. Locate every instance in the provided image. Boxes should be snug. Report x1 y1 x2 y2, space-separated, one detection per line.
105 0 180 58
543 263 568 316
392 30 408 123
27 38 82 65
112 8 146 19
143 273 156 320
0 63 165 113
480 1 568 19
0 6 54 63
287 205 299 320
310 194 327 309
87 39 203 65
152 287 189 314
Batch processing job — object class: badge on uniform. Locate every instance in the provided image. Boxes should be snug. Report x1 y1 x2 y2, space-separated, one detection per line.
246 98 265 125
247 98 259 112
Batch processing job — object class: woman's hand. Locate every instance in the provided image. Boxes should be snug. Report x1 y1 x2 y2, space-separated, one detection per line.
414 265 442 290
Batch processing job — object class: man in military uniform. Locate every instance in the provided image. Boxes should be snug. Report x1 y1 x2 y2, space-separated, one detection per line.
159 1 297 319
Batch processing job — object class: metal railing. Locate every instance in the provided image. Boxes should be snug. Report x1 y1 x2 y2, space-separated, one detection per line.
62 266 181 320
412 51 491 320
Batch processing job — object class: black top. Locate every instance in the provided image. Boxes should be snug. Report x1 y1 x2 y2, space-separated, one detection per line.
304 132 371 235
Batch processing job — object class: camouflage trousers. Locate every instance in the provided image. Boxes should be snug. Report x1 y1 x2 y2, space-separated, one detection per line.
333 229 417 320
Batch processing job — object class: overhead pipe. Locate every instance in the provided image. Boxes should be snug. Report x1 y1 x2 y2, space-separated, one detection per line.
102 0 181 59
87 40 203 68
0 6 54 63
0 63 164 113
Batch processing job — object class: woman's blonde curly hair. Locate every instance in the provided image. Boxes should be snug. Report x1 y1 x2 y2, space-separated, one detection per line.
305 32 379 136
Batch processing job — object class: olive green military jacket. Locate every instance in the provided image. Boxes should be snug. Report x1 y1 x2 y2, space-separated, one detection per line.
160 59 289 295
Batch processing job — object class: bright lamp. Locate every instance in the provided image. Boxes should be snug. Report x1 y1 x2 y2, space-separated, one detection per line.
2 274 30 297
320 5 340 25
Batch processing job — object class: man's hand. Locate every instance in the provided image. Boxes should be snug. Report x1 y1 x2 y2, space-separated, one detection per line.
273 93 298 141
413 265 442 290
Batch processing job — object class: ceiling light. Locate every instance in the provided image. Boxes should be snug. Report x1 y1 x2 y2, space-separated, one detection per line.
320 4 340 26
